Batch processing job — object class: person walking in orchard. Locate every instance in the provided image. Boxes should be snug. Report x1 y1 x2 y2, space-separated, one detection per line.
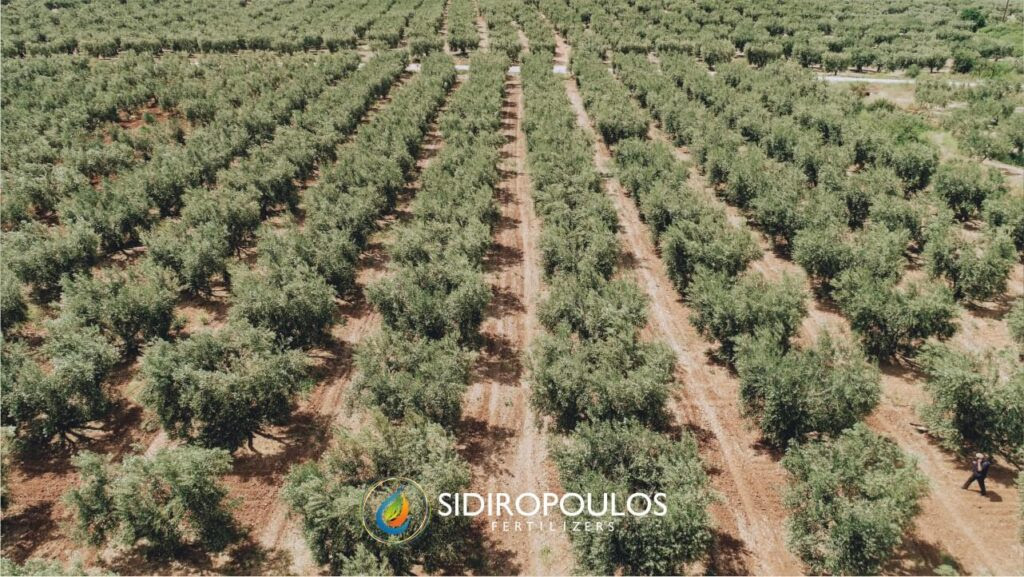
962 453 991 496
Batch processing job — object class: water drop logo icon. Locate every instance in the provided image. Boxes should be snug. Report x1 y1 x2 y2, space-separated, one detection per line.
362 477 429 544
375 486 411 535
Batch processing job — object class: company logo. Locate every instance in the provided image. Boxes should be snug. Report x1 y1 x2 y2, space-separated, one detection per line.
361 477 430 544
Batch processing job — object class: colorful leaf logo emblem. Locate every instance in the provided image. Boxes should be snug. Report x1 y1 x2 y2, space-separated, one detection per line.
362 477 428 544
375 486 411 535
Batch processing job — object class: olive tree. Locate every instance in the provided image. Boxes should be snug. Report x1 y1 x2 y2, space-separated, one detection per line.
367 257 490 344
688 270 807 361
783 424 928 575
1 322 117 447
924 225 1017 302
550 420 714 575
834 269 957 359
530 328 675 430
283 414 470 575
4 222 99 299
59 264 178 356
933 161 1004 221
919 344 1023 468
735 332 880 448
353 329 471 430
65 446 239 558
139 323 309 451
228 260 335 348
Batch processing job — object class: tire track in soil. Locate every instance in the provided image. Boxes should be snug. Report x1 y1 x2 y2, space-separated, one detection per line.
457 69 573 576
647 109 1023 576
552 32 801 576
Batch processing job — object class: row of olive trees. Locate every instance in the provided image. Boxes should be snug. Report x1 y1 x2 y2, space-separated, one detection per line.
283 53 505 576
524 47 715 575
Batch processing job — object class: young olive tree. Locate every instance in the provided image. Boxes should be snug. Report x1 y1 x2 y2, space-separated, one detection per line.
783 424 928 575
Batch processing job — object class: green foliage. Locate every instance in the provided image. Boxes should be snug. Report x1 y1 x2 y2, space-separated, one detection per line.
933 161 1005 221
1 322 117 447
1009 299 1024 349
572 46 649 143
229 259 335 348
139 323 309 451
700 39 735 69
59 264 178 355
983 191 1024 251
65 446 239 557
143 220 230 296
783 424 928 575
884 142 939 192
538 276 648 342
834 269 957 359
4 222 100 299
550 420 714 575
735 332 880 447
353 329 471 430
919 344 1023 467
1 270 28 332
530 328 674 430
283 415 470 574
446 0 480 53
367 258 490 344
689 270 807 361
924 224 1017 302
0 558 100 576
0 427 13 509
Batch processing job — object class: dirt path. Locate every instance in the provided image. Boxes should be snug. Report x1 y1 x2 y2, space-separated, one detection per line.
457 67 572 576
553 33 800 575
475 0 490 52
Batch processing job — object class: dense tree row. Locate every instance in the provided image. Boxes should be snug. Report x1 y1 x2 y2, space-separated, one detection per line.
521 47 713 573
1 0 399 57
447 0 481 54
478 0 522 60
285 53 503 575
511 2 557 56
406 0 446 55
145 51 406 296
1 53 412 455
570 41 649 143
3 52 347 228
557 0 1020 75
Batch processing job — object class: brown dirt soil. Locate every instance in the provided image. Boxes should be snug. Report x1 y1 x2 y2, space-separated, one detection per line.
475 4 491 52
555 32 801 575
457 70 573 576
